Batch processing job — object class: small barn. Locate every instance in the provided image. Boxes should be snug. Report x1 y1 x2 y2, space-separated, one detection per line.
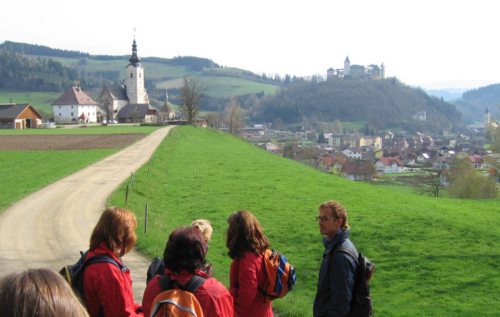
0 103 43 129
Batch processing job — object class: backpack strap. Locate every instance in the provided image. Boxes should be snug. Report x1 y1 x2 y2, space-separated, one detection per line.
86 254 127 272
158 274 206 293
333 247 359 265
181 275 206 293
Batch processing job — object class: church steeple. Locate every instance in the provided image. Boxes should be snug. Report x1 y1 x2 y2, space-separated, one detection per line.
128 39 140 66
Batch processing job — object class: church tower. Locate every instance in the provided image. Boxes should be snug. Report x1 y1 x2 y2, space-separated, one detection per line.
381 62 385 79
124 38 149 104
344 56 351 76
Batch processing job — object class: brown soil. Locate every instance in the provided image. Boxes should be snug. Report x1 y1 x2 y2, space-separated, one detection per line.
0 134 146 150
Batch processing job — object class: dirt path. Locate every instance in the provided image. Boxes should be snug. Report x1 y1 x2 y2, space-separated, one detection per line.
0 126 174 301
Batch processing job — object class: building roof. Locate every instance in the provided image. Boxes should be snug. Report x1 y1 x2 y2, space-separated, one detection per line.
117 103 155 119
52 86 97 105
102 85 128 101
341 160 373 175
377 156 402 166
0 103 43 119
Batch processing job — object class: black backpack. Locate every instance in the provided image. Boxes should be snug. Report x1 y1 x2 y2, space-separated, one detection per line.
59 251 126 302
334 248 375 317
146 257 166 284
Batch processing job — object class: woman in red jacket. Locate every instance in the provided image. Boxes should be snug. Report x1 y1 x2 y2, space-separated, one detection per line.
83 207 143 317
226 210 273 317
142 227 233 317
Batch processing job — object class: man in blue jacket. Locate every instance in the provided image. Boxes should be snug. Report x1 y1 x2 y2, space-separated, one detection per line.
313 200 358 317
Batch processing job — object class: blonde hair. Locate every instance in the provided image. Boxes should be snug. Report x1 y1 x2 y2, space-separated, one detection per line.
0 268 89 317
191 219 213 243
319 200 350 230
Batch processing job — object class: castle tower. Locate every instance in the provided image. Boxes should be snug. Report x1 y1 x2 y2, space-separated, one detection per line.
381 62 385 79
124 38 149 104
485 107 491 129
344 56 351 76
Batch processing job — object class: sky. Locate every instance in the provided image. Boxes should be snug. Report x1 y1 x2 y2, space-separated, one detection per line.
2 0 500 90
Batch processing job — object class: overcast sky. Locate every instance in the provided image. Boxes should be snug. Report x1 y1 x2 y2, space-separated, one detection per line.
2 0 500 89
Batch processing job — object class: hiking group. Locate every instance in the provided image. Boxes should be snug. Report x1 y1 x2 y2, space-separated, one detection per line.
0 200 373 317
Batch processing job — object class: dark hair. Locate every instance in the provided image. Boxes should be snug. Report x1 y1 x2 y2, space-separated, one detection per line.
0 268 89 317
319 200 350 229
226 210 270 259
163 227 208 274
90 207 137 256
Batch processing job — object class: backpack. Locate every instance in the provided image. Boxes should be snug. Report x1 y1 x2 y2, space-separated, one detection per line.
59 251 125 302
259 249 297 299
150 274 206 317
334 247 375 317
147 257 166 284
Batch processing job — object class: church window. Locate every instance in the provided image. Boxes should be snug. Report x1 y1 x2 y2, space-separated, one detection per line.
130 73 133 78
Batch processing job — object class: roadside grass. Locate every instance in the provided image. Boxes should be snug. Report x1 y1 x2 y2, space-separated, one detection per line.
108 126 500 317
0 90 61 116
0 149 116 212
0 125 159 135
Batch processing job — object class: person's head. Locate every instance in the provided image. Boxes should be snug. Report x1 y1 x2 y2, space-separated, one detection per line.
226 210 269 259
90 207 137 257
317 200 349 239
191 219 213 244
163 227 208 274
0 268 89 317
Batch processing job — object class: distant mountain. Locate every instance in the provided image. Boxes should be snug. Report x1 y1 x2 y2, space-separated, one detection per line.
252 78 463 132
425 88 465 101
453 83 500 124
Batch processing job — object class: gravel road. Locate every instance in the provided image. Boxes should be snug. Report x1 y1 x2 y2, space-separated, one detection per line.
0 126 174 301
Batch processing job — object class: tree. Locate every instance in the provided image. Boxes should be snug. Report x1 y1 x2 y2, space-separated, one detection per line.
317 130 326 144
225 98 245 134
180 77 205 124
205 112 224 129
333 119 343 134
448 157 497 199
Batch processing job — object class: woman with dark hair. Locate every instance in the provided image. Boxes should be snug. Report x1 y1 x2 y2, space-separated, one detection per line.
0 268 89 317
83 207 143 317
226 210 273 317
142 227 233 317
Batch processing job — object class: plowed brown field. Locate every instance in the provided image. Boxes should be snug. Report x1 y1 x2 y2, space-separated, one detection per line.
0 134 145 150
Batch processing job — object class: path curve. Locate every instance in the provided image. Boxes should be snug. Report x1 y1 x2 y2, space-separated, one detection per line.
0 126 174 301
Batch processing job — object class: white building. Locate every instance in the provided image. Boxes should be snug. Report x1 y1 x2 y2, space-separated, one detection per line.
52 86 98 124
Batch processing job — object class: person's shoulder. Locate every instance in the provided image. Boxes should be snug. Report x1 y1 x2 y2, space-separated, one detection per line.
198 277 232 299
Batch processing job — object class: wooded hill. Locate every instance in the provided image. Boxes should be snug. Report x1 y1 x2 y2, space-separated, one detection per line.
0 41 279 109
453 83 500 124
251 78 463 132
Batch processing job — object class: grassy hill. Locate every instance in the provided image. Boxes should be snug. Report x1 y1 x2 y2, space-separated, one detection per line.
0 90 61 117
108 126 500 316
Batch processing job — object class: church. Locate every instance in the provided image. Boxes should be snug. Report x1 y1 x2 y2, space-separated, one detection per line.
99 39 158 123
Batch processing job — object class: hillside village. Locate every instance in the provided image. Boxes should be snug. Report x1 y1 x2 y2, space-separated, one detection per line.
1 39 499 193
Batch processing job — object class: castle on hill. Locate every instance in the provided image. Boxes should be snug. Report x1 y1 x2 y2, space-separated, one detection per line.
327 56 385 80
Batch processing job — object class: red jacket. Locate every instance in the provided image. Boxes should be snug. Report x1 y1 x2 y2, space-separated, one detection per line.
142 269 233 317
83 242 143 317
230 251 273 317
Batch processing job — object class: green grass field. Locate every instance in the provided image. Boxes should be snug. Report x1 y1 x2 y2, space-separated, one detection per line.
108 126 500 316
0 90 61 116
0 125 158 135
0 149 116 212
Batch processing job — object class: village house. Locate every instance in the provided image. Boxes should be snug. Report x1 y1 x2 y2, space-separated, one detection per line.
0 103 43 129
341 160 374 181
343 147 363 159
375 156 404 173
316 152 348 172
52 86 98 124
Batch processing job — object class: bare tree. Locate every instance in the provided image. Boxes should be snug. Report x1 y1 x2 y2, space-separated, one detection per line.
205 112 224 129
225 98 245 134
180 77 204 124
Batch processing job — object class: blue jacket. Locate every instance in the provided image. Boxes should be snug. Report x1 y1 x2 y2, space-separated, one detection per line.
313 229 358 317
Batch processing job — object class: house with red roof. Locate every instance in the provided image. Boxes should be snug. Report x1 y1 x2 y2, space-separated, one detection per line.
52 86 98 124
375 156 403 173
